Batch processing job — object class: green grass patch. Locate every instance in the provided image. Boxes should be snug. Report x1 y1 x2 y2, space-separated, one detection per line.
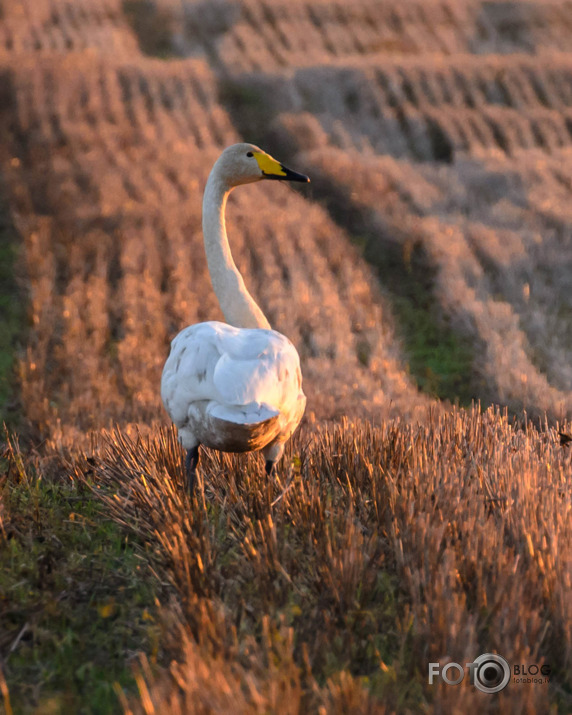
0 192 25 427
365 238 476 404
0 439 164 714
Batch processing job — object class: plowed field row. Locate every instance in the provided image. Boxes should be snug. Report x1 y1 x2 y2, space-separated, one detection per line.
242 56 572 162
0 4 423 434
270 131 572 415
3 0 572 436
188 0 572 419
180 0 572 71
0 0 137 56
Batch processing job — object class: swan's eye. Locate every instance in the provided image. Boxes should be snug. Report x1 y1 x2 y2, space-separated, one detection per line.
246 151 253 157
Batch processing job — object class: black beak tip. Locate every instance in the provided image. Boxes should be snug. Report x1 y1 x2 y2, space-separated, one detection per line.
265 165 310 183
284 168 310 183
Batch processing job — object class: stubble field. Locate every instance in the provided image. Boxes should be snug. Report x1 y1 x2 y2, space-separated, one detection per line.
1 0 572 712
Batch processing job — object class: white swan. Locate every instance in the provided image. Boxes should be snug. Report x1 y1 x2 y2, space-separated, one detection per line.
161 143 309 494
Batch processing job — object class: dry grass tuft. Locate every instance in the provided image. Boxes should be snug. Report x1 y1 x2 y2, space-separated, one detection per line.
61 406 572 712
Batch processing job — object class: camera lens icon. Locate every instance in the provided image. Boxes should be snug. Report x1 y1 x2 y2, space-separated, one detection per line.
472 653 511 693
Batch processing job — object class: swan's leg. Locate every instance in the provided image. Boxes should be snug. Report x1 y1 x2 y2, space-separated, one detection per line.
263 443 284 479
185 445 200 496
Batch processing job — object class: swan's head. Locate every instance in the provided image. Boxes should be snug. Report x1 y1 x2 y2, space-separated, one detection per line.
214 143 310 187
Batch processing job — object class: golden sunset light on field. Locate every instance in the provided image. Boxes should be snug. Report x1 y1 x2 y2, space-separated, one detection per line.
1 1 571 712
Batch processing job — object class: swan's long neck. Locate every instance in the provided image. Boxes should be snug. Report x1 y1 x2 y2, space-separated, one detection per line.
202 170 270 330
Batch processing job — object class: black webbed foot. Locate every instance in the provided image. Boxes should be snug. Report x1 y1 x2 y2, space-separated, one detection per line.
265 460 274 477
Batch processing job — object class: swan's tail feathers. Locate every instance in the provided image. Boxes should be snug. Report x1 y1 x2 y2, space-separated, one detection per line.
205 412 281 453
186 402 284 453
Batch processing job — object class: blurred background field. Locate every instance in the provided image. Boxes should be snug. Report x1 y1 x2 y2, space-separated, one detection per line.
0 0 571 713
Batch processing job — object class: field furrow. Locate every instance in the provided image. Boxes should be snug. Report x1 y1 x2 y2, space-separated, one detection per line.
285 144 572 415
0 0 139 58
175 0 572 73
0 31 423 430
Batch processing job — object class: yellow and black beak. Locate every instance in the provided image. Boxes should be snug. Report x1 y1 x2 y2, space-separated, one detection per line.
254 151 310 183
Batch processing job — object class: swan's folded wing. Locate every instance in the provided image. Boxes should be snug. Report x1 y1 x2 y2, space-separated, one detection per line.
161 325 222 425
212 329 302 413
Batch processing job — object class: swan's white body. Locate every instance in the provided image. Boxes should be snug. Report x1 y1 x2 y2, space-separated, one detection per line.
161 144 308 469
161 321 305 460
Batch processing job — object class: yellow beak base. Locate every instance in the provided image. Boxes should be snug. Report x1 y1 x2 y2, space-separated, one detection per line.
254 151 309 182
